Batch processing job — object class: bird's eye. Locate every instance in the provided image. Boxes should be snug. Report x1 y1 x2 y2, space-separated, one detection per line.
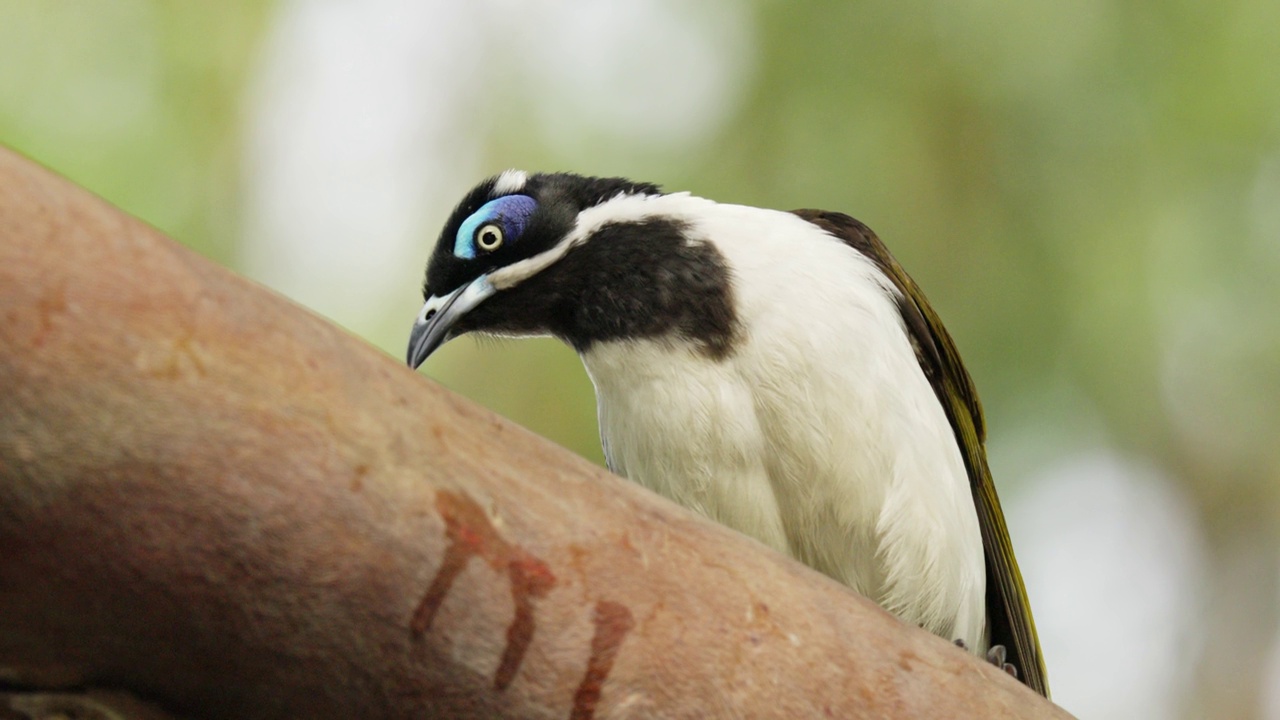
476 223 504 252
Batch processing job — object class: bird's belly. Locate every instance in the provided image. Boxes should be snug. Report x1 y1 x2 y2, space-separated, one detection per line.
581 337 987 651
586 342 885 595
587 342 797 558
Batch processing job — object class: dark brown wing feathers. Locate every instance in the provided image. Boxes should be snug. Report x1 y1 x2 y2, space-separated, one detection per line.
790 209 1049 697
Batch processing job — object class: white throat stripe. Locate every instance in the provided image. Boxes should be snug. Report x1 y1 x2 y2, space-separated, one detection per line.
488 191 704 290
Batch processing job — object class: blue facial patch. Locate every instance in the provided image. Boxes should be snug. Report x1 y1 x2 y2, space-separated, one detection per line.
453 195 539 259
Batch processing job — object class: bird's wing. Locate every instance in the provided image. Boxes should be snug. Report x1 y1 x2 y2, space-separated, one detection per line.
791 209 1050 698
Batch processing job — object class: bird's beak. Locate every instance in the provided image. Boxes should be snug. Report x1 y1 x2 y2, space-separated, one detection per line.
406 275 496 369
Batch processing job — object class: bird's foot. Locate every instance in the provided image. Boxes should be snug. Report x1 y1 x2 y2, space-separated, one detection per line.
953 640 1019 680
985 644 1018 680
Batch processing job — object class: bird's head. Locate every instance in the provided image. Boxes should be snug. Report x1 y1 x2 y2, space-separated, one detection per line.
406 170 736 368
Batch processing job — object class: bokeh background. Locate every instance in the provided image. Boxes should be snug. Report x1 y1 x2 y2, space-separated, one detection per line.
3 1 1278 716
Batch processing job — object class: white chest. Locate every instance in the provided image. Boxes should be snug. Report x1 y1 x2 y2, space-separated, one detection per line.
578 201 988 650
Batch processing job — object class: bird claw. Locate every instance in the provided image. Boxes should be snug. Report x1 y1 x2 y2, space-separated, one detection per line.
954 640 1019 679
986 644 1018 679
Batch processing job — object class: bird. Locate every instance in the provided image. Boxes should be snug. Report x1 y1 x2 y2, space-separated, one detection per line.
406 170 1049 696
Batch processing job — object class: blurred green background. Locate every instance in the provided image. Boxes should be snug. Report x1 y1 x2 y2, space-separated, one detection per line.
3 1 1278 717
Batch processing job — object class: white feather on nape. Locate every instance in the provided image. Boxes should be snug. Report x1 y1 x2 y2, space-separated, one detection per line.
493 169 529 196
487 191 705 291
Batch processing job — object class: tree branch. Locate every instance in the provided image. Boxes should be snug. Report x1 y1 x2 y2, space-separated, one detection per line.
0 147 1073 719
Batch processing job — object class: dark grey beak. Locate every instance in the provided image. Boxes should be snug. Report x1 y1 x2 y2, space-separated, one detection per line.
406 275 496 369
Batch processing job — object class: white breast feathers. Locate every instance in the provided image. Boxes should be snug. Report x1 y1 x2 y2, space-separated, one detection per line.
579 194 989 652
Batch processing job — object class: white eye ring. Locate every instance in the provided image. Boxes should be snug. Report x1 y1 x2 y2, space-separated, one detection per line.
476 223 504 252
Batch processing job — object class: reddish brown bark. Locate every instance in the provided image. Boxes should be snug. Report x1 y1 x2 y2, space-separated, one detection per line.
0 147 1073 719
